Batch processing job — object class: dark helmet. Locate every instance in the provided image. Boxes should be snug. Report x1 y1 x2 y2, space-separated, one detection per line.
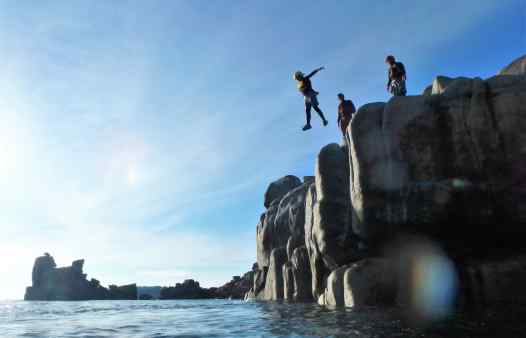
385 55 395 63
293 71 305 81
337 93 345 99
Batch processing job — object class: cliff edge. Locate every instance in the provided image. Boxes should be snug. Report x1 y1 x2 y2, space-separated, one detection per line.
246 55 526 315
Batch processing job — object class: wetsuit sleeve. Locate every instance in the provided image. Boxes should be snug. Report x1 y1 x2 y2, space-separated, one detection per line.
306 67 323 79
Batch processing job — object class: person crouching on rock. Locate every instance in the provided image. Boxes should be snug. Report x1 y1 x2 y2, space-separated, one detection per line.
385 55 407 96
293 67 329 131
337 93 355 137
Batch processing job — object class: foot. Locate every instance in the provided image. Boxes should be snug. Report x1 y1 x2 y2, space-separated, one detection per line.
302 124 312 131
323 119 328 126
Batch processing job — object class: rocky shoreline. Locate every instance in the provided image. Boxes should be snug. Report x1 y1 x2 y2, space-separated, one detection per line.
25 253 138 301
24 253 254 301
245 55 526 318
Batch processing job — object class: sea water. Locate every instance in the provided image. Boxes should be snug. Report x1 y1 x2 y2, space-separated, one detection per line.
0 299 524 338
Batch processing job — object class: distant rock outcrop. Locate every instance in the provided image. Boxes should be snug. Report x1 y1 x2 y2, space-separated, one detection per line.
209 264 256 299
137 286 162 299
24 253 137 301
160 279 210 299
246 56 526 312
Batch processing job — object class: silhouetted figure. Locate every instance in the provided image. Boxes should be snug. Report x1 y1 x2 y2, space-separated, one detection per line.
385 55 407 96
293 67 329 131
337 93 355 137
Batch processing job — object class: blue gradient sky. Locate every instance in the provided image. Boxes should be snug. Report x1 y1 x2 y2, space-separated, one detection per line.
0 0 524 299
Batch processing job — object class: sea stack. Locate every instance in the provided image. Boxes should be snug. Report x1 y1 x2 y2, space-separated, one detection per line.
24 253 137 301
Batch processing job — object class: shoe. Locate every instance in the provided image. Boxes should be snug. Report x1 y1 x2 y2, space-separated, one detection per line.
302 124 312 131
323 120 328 126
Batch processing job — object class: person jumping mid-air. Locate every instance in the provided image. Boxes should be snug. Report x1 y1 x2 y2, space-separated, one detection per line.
385 55 407 96
337 93 355 137
293 67 328 131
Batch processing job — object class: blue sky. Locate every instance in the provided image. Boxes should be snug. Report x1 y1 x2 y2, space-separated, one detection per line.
0 0 524 299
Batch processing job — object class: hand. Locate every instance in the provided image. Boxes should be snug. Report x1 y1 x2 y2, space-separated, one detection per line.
319 66 325 71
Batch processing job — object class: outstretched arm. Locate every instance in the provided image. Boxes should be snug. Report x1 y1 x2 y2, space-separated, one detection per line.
306 66 325 79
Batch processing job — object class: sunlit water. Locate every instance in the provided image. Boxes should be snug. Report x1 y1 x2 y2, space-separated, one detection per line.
1 300 525 338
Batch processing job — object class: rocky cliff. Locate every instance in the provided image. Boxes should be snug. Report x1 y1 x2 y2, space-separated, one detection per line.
25 253 254 301
25 253 137 301
208 264 256 299
160 271 255 300
246 55 526 316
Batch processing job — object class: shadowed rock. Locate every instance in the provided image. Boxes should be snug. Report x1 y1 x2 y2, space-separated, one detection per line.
249 56 526 311
25 253 136 301
262 247 288 300
210 269 255 299
264 175 302 208
348 75 526 253
305 144 363 299
343 259 396 307
160 279 209 299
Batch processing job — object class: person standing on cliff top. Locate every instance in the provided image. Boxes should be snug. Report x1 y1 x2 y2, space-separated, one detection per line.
337 93 355 137
385 55 407 96
293 67 329 131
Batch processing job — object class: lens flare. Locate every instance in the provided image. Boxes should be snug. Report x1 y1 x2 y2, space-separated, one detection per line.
410 252 458 321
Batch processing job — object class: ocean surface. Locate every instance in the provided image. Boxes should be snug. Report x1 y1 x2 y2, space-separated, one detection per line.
1 299 525 338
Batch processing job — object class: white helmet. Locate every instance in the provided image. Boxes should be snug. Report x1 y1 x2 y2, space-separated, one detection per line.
293 71 304 81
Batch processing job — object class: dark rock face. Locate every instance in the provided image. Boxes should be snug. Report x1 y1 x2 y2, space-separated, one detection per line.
257 176 306 269
250 175 312 300
304 183 327 300
313 143 361 268
461 254 526 306
305 144 363 300
137 286 162 299
108 284 138 300
210 268 255 299
246 57 526 311
32 253 56 288
289 246 313 302
264 175 302 208
25 254 136 301
262 247 288 300
348 76 526 252
252 266 268 295
276 184 310 260
256 203 281 268
160 279 209 299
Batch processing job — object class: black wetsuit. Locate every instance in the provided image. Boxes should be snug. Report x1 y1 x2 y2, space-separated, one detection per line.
299 74 326 125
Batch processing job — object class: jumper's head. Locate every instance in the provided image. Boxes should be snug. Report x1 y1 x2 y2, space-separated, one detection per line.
293 71 304 81
337 93 345 102
385 55 396 65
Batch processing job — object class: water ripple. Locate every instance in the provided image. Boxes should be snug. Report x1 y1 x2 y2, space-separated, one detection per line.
0 300 525 338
